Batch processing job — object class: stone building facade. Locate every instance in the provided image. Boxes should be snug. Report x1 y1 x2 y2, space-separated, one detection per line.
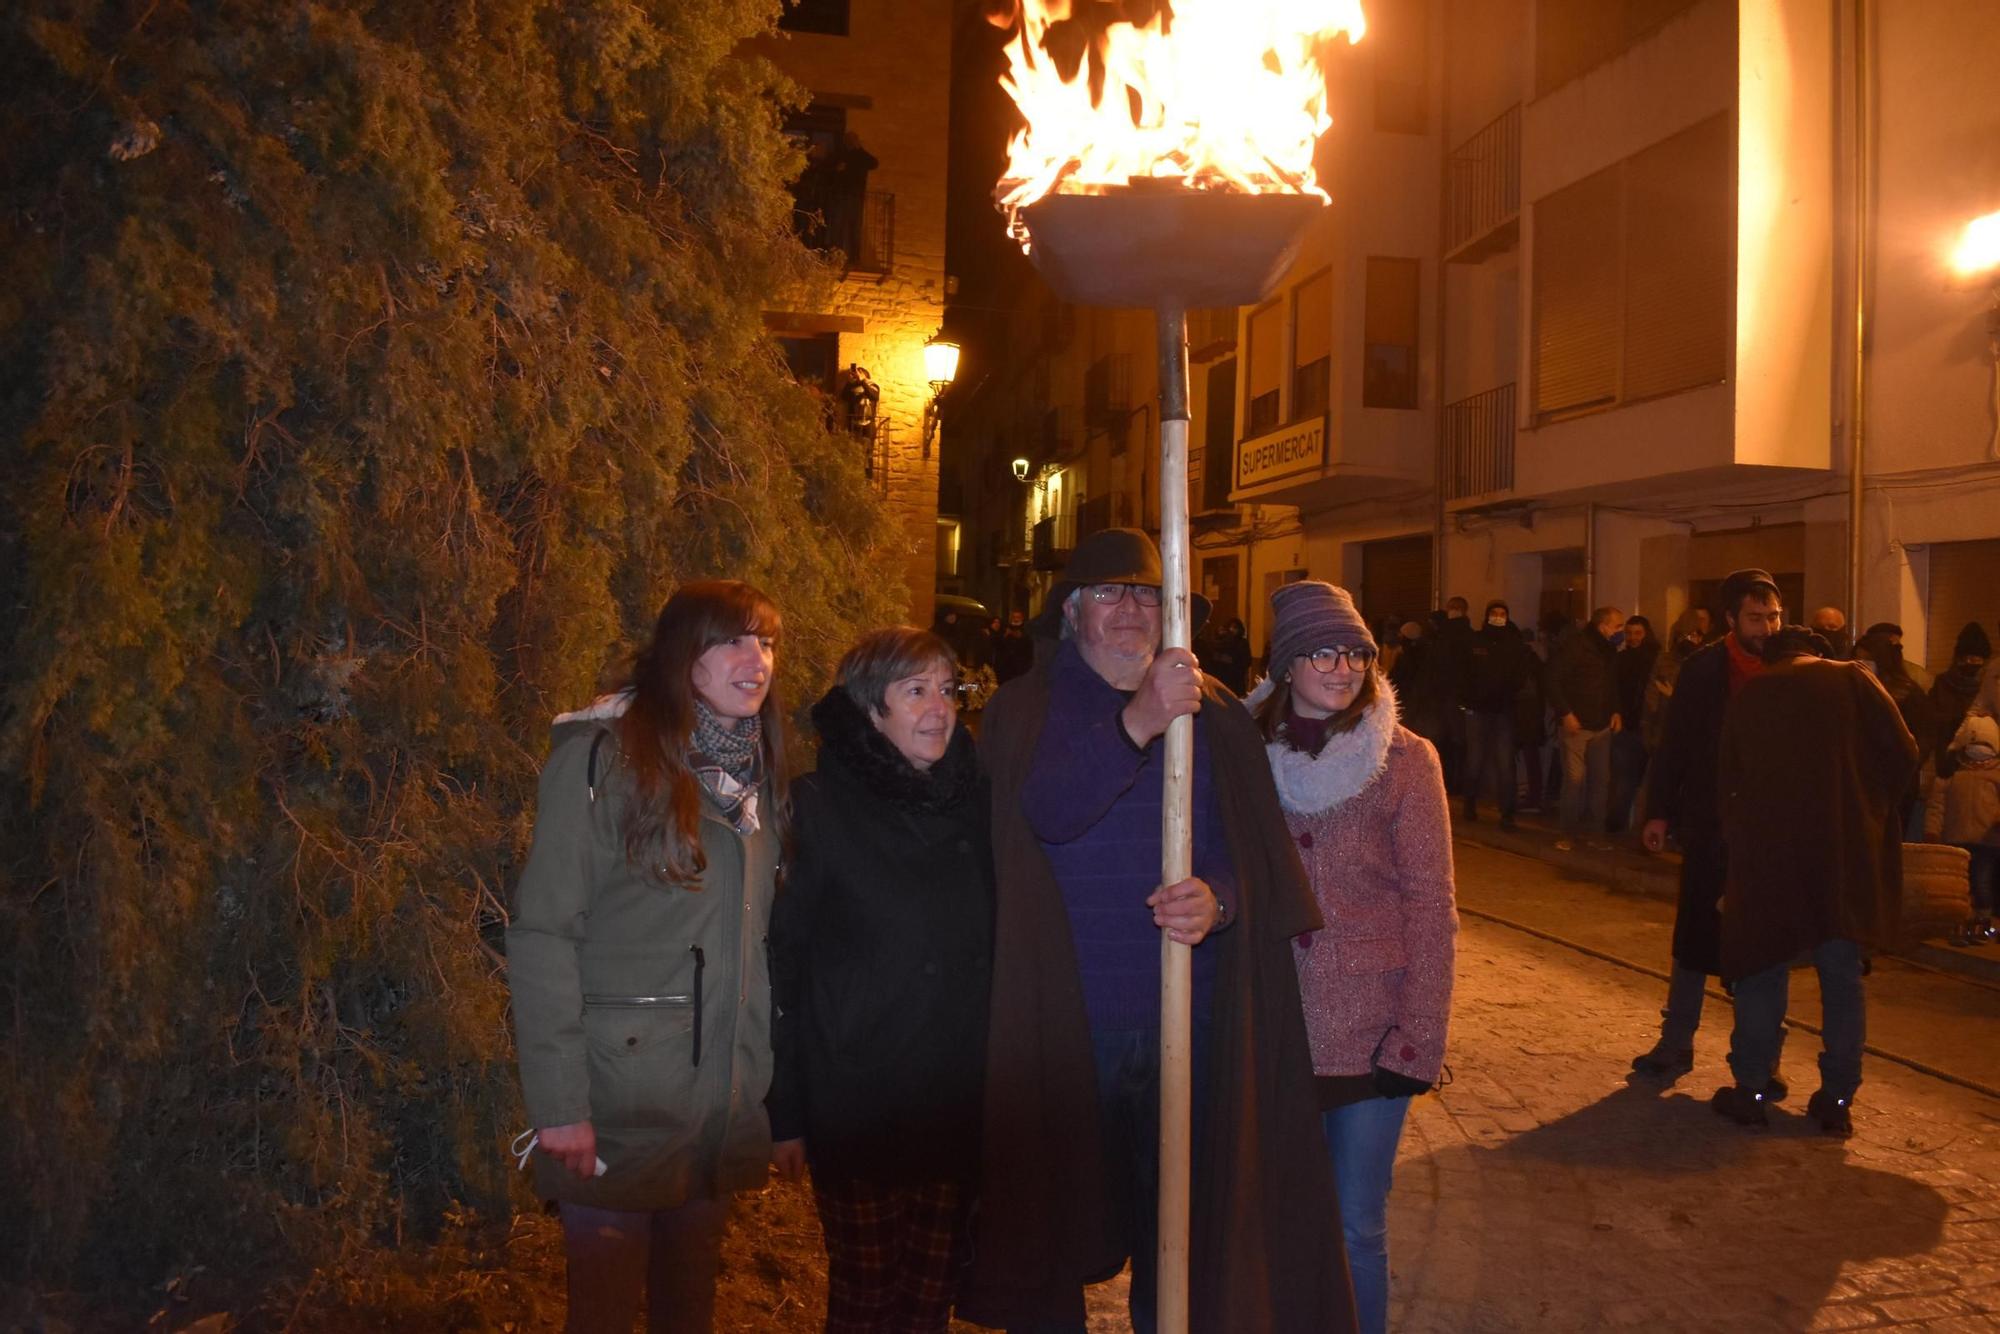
748 0 951 624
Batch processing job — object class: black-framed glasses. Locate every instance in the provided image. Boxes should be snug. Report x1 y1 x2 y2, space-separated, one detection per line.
1304 646 1377 674
1084 583 1162 607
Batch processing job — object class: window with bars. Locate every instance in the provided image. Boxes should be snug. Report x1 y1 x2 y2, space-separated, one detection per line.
1531 112 1731 423
1364 257 1421 409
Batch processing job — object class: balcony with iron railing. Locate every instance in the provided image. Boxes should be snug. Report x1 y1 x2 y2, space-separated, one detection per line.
1075 493 1118 542
1031 507 1078 571
1444 383 1516 502
1445 106 1520 262
793 189 895 275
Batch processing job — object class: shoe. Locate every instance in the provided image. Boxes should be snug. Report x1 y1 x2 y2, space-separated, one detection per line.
1807 1089 1854 1138
1631 1042 1694 1078
1554 838 1575 852
1764 1074 1789 1103
1711 1084 1770 1128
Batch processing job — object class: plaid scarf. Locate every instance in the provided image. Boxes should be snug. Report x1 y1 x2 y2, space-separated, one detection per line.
690 700 764 834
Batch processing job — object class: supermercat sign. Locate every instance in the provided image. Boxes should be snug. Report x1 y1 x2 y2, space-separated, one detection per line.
1235 416 1326 492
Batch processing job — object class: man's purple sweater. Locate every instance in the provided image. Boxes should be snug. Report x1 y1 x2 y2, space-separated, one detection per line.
1022 640 1239 1032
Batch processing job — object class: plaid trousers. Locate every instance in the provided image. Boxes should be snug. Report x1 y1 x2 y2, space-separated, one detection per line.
812 1174 965 1334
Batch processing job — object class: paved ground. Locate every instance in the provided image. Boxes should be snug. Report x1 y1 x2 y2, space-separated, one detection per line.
1387 839 2000 1332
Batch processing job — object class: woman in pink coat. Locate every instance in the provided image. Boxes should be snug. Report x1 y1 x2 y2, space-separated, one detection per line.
1247 580 1457 1334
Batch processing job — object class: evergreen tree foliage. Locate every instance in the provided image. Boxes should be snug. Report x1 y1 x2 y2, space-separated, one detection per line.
0 0 900 1291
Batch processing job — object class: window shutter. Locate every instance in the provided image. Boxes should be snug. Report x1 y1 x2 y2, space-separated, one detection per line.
1533 168 1620 418
1926 538 2000 675
1247 299 1286 407
1361 535 1434 628
1623 113 1732 401
1294 270 1333 369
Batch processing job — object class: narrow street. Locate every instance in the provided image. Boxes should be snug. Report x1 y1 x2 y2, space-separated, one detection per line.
1386 839 2000 1332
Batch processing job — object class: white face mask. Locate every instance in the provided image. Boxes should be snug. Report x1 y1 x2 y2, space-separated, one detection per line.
1487 615 1507 628
1965 743 1999 765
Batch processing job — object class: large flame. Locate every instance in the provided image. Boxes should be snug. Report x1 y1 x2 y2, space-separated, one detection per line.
994 0 1366 243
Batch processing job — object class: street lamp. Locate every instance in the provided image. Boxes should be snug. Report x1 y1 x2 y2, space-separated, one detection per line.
922 333 960 453
1953 210 2000 461
1011 456 1031 482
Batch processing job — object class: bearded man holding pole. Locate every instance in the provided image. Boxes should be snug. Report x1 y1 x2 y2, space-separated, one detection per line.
959 527 1354 1334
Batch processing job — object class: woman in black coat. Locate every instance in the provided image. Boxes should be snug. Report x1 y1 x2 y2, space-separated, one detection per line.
768 627 994 1333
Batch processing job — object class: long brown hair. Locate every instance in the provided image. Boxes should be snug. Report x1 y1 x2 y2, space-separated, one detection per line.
1253 665 1382 744
617 580 789 883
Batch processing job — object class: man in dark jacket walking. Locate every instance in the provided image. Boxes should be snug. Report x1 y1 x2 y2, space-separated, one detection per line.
1544 605 1627 850
961 529 1354 1334
1462 599 1534 829
1710 628 1917 1135
1632 569 1785 1079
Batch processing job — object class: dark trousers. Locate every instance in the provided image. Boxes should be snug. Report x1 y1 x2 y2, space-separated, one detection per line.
1963 845 2000 916
1462 710 1517 818
1605 731 1650 833
559 1196 731 1334
1009 1024 1210 1334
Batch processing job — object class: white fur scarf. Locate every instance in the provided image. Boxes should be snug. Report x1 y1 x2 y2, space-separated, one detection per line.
1244 675 1401 816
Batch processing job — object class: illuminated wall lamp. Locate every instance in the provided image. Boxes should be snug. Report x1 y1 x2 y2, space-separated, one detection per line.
921 334 960 454
1011 457 1031 482
1952 210 2000 462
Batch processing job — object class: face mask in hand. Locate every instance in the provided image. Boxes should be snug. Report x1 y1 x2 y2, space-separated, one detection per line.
512 1127 608 1177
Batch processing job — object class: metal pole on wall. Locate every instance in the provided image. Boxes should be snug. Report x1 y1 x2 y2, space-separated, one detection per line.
1153 303 1194 1334
1846 0 1871 627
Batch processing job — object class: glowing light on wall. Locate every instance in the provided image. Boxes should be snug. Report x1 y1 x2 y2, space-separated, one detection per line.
1953 211 2000 277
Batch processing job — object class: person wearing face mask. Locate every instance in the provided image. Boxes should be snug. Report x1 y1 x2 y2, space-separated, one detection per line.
768 627 994 1332
508 581 790 1334
1930 623 1993 781
1462 599 1534 829
1246 580 1456 1334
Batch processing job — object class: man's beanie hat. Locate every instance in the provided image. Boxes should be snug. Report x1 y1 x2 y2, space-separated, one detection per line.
1268 581 1374 679
1955 621 1993 661
1718 567 1780 616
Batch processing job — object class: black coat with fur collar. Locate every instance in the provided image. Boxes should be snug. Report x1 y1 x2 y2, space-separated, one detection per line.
766 687 994 1184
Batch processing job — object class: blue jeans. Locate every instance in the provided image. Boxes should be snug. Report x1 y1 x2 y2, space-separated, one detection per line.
1322 1096 1412 1334
1659 962 1708 1049
1727 938 1866 1101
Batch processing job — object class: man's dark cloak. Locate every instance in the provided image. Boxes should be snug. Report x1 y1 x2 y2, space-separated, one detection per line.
959 653 1356 1333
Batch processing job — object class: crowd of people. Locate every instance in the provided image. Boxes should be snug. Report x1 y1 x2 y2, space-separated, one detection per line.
508 531 1458 1334
503 541 1999 1332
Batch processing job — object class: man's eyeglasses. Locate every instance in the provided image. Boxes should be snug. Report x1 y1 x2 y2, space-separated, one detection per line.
1084 583 1163 607
1304 646 1377 674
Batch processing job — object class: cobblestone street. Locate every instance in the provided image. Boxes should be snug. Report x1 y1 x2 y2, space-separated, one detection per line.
1388 841 2000 1332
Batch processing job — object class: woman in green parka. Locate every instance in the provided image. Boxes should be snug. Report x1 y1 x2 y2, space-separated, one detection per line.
508 581 789 1334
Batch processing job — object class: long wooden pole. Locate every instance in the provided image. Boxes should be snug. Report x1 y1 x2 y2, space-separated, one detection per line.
1155 304 1193 1334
